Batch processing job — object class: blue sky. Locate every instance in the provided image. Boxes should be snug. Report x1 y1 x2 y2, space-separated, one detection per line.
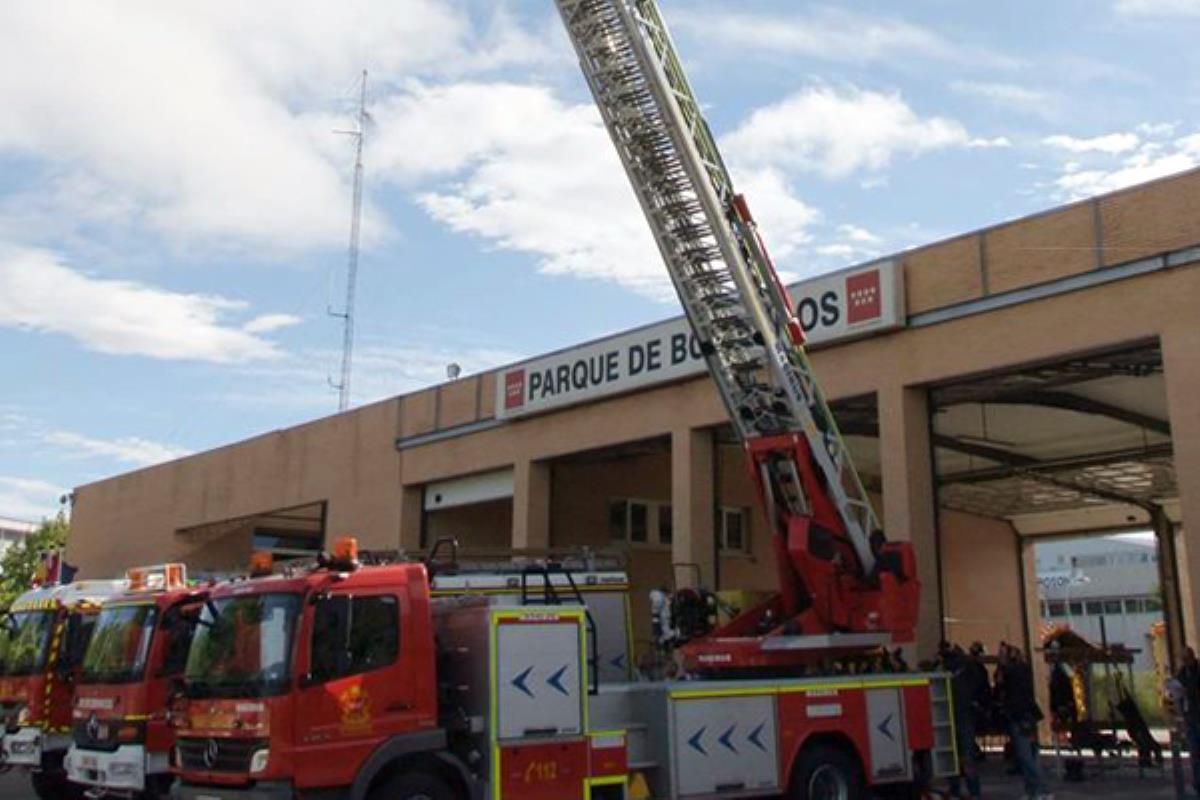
2 0 1199 520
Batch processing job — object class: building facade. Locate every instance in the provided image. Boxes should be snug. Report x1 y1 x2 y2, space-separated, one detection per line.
67 168 1200 670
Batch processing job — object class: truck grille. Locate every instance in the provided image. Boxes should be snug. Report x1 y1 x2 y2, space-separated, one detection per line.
177 737 267 773
72 717 119 752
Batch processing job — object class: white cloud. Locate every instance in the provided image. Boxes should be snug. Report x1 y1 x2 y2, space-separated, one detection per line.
399 83 666 297
723 86 974 179
672 7 1016 68
951 81 1051 108
0 1 549 254
1044 133 1141 154
43 431 192 468
1115 0 1200 16
0 477 64 521
243 314 303 334
1045 129 1200 200
0 244 293 363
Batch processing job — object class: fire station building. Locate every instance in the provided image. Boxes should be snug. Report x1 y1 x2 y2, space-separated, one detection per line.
69 168 1200 670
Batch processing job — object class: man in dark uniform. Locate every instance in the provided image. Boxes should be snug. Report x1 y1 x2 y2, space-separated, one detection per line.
1176 646 1200 794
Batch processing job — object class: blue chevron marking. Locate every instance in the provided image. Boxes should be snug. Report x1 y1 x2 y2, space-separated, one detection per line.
748 722 767 752
718 724 738 753
547 665 570 696
688 727 707 756
512 666 534 698
877 712 895 742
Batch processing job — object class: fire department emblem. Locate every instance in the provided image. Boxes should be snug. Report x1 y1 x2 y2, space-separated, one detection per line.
337 684 372 732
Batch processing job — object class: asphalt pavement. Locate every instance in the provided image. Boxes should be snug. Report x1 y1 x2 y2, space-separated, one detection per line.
0 758 1189 799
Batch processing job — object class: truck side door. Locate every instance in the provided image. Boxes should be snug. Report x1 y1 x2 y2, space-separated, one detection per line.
292 590 416 789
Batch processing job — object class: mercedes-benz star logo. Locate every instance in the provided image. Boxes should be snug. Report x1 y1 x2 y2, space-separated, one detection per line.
203 738 220 769
86 714 100 742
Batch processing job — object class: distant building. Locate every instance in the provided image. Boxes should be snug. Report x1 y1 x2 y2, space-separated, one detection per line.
1036 535 1161 668
0 517 38 563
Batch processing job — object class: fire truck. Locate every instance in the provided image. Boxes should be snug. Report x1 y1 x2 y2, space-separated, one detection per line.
170 541 630 800
64 563 206 798
167 0 957 796
0 578 126 799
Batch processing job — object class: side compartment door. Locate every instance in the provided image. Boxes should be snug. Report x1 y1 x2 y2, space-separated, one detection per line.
292 591 412 788
865 687 912 783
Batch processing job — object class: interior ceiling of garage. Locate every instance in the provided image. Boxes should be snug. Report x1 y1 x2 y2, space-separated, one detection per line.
548 343 1173 538
835 343 1174 536
926 342 1173 534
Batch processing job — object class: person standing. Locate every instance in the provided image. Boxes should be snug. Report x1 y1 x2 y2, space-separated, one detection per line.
1176 646 1200 794
945 645 983 799
998 646 1053 800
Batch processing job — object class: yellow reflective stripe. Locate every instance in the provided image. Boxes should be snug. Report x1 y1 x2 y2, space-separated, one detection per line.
430 585 628 597
672 677 930 700
588 729 626 739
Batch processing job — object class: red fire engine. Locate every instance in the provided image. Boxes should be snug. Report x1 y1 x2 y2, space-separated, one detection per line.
65 563 206 798
0 578 126 798
170 541 629 800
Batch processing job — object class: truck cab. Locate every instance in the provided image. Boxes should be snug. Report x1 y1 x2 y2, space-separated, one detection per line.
0 579 127 799
65 564 205 798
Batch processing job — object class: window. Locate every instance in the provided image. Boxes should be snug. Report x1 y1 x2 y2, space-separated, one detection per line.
629 502 649 544
1085 601 1103 616
310 594 399 682
1124 599 1142 614
719 507 750 554
160 605 200 676
609 499 672 547
1047 602 1066 618
1104 600 1122 615
608 501 627 542
658 504 673 546
1144 597 1163 612
1068 602 1083 617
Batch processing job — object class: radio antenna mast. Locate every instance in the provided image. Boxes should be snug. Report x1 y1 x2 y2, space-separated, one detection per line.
330 69 368 412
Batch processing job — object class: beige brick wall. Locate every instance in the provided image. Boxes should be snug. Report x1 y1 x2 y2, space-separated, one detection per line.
904 235 983 315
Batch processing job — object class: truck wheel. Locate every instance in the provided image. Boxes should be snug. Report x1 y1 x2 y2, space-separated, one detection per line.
790 744 865 800
371 770 458 800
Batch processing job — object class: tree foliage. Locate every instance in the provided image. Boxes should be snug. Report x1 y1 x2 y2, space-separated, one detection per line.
0 513 69 610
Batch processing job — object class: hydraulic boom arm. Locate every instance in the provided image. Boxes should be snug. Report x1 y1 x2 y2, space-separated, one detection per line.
554 0 919 669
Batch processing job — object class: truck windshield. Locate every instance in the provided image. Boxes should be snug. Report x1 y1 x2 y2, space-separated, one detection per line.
0 611 56 676
184 593 299 698
81 604 157 684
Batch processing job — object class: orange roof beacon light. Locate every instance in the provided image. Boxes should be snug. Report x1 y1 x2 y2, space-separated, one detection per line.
127 568 147 592
125 563 190 592
331 536 360 570
249 551 275 578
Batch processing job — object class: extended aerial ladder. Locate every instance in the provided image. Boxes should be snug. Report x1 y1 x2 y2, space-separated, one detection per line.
553 0 920 671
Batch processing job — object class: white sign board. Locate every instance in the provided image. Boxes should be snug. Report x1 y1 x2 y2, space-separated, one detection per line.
497 260 904 420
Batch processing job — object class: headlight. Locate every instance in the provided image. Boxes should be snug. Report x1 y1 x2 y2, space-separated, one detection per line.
249 748 269 774
115 721 145 744
10 738 38 755
15 707 30 726
109 762 139 778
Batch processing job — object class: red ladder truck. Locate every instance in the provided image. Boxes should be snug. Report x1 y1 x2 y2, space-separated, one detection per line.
64 563 207 799
0 578 126 799
169 0 954 796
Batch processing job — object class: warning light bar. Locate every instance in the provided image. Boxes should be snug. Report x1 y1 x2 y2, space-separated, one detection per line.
249 551 274 577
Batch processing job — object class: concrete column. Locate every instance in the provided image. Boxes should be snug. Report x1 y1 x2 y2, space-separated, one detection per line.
878 384 941 659
1163 325 1200 653
512 458 552 550
672 427 716 588
1021 537 1053 742
399 485 424 551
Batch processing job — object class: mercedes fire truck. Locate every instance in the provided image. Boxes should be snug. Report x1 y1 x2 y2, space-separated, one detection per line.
65 563 206 799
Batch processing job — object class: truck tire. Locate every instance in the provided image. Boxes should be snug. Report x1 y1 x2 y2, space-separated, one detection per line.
789 743 865 800
371 770 458 800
